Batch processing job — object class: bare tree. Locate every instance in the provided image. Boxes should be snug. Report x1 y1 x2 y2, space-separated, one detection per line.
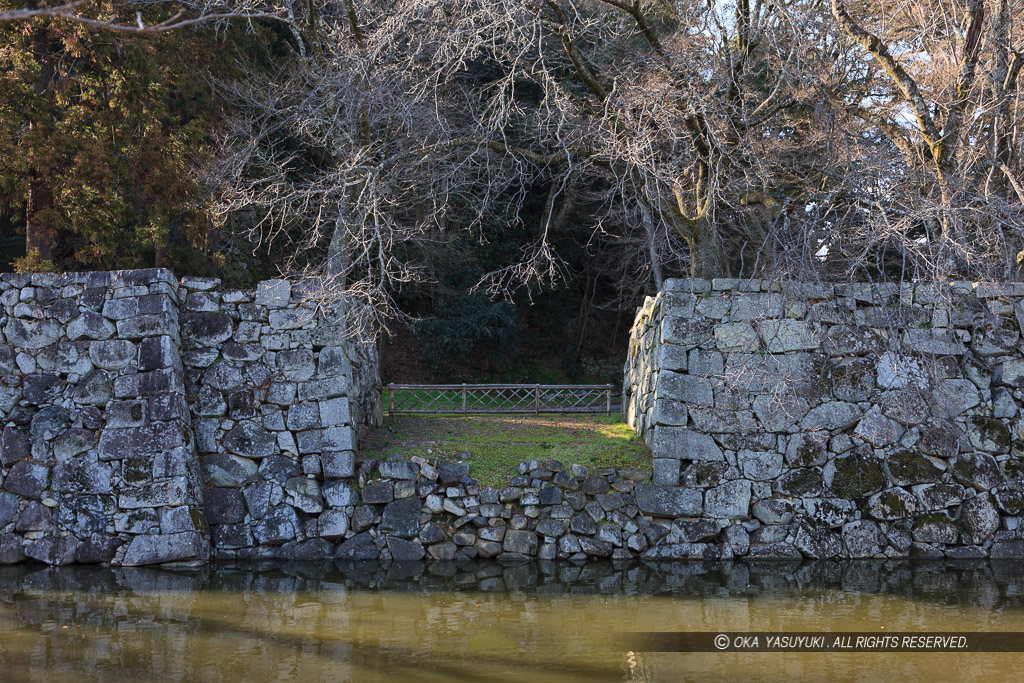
212 2 825 321
0 1 282 31
822 0 1024 280
209 0 1024 334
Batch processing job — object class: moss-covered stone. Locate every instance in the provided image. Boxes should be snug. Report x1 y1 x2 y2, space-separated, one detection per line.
950 452 1005 491
967 416 1011 454
786 433 827 468
867 487 917 520
884 450 943 486
916 423 962 459
912 512 958 544
995 490 1024 516
828 452 886 499
681 461 728 489
774 468 823 497
1001 457 1024 490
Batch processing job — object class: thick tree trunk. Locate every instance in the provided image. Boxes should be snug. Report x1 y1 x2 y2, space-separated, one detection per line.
687 216 730 279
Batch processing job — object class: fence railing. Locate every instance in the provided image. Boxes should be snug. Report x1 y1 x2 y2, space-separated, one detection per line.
385 383 618 415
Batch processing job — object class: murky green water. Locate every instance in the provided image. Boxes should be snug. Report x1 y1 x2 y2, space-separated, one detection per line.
2 560 1024 681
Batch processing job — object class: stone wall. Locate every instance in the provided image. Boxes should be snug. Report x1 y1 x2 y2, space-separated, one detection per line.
179 276 381 558
0 270 206 566
11 268 1024 566
0 269 381 566
624 277 1024 559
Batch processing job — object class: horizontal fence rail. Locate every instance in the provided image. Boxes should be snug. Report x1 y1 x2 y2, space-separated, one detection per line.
386 384 618 415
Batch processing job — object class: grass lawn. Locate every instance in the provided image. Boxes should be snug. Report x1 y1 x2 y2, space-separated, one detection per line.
359 413 651 487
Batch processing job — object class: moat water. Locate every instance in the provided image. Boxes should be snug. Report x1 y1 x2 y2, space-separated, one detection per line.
1 560 1023 681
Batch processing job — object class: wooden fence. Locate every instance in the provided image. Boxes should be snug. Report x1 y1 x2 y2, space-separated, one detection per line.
385 384 618 415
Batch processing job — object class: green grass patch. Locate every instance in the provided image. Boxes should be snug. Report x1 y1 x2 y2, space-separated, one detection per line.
359 414 650 487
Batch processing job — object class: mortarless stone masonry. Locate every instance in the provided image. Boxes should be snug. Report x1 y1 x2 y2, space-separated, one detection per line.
623 277 1024 560
5 270 1024 565
0 269 382 566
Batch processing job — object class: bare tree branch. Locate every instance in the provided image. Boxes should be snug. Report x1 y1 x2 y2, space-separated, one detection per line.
0 1 285 33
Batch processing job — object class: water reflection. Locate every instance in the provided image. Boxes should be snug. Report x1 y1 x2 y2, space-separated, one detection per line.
1 560 1024 681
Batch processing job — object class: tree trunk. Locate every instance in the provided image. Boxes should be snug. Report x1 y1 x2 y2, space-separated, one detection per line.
687 216 729 279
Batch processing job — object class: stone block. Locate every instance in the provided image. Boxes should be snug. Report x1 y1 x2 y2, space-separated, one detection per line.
759 319 820 352
98 423 186 460
139 335 180 371
52 456 112 494
319 397 352 426
635 485 702 517
704 480 750 518
652 427 723 461
117 313 177 339
255 279 291 308
269 308 315 330
1 427 29 466
652 458 680 485
182 312 233 347
118 478 191 509
380 497 422 538
714 322 759 352
286 403 321 431
5 318 61 349
89 339 136 370
122 532 206 566
223 422 277 459
202 454 259 487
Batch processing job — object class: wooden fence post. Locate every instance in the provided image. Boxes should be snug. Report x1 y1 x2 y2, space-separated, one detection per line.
462 384 467 415
535 384 540 414
606 385 612 415
389 385 394 413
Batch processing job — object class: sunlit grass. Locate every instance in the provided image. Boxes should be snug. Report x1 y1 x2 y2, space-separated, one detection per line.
359 414 650 487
